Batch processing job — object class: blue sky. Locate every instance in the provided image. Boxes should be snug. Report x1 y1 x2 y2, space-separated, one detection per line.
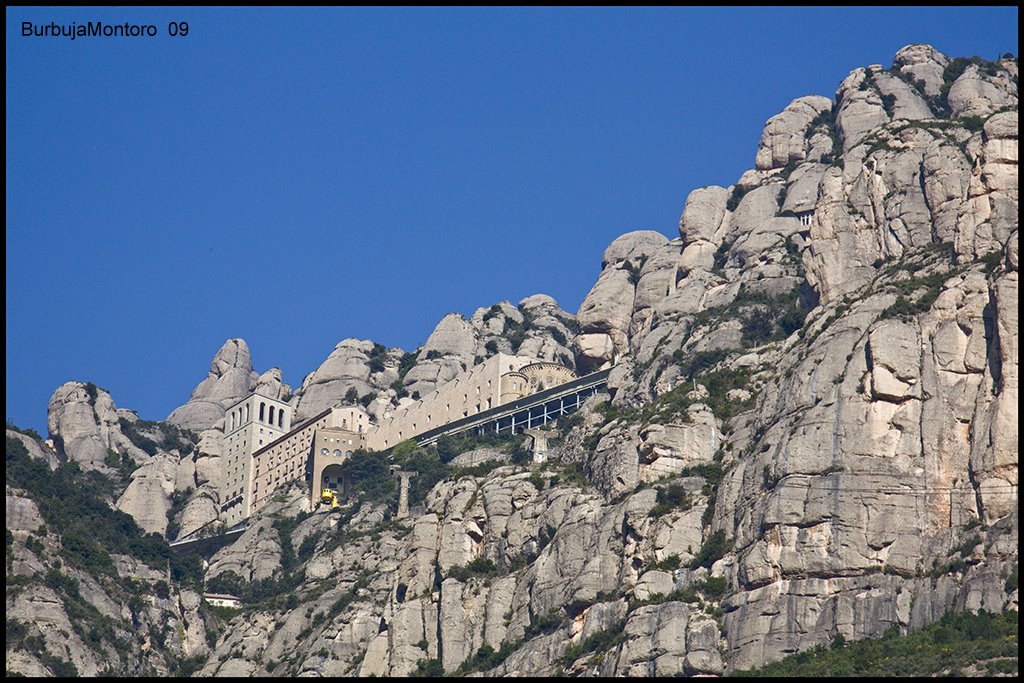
6 6 1019 434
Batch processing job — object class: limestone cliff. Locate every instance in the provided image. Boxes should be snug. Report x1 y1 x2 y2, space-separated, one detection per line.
6 44 1017 677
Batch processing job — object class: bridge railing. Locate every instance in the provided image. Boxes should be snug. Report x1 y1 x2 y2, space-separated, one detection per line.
413 368 611 446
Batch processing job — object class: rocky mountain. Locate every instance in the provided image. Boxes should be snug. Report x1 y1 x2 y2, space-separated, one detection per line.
291 294 578 424
6 44 1017 677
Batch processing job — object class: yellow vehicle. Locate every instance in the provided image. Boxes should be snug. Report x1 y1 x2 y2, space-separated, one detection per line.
320 488 340 509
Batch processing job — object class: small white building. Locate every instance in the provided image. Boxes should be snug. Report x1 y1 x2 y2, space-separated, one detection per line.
203 593 241 608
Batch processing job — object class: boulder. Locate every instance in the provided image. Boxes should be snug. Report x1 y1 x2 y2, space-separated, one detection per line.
835 67 890 151
167 338 259 431
293 339 384 421
946 64 1018 118
116 453 178 535
601 230 669 268
892 44 949 98
679 186 729 244
47 381 147 470
754 96 833 171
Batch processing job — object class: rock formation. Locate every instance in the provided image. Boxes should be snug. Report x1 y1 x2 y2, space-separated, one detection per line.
6 44 1018 678
167 338 261 432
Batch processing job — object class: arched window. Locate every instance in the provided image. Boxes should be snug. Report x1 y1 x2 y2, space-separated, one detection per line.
268 405 275 425
333 449 342 457
345 450 353 457
342 419 347 429
259 402 266 422
278 409 284 428
245 403 250 423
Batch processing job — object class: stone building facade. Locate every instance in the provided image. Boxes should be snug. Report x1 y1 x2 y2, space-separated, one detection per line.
249 406 369 517
221 393 293 526
366 354 577 450
221 353 578 522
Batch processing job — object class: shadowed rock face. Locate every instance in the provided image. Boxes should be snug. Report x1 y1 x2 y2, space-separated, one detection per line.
7 44 1018 679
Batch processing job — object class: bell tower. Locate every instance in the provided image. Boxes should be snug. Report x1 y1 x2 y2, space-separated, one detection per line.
220 392 293 526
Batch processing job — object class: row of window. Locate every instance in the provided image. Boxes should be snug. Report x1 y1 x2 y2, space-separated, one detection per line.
228 400 288 432
320 448 354 457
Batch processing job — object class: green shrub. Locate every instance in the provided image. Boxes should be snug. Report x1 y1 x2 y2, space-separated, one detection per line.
952 534 982 558
726 185 749 212
434 430 518 463
649 484 692 518
205 571 245 596
985 658 1017 675
675 348 731 379
394 447 454 506
341 450 398 505
448 557 499 582
397 352 418 381
117 417 196 456
559 620 626 667
734 609 1018 677
649 554 681 571
367 344 388 373
6 437 173 578
524 610 566 639
456 641 518 674
175 654 208 677
391 440 418 459
690 530 731 569
5 422 43 441
741 308 775 346
413 658 444 677
297 529 322 561
880 93 897 117
390 380 408 400
25 535 44 555
712 238 735 271
699 575 728 598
